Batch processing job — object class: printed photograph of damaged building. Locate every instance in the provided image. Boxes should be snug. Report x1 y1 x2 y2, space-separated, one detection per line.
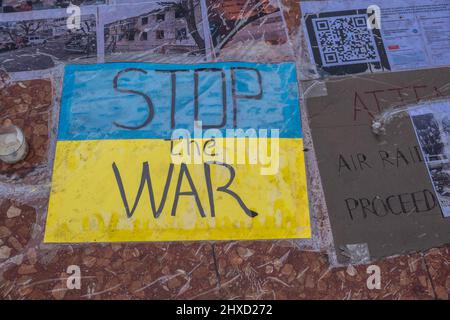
104 0 205 57
0 0 104 12
0 15 96 72
412 107 450 218
206 0 291 60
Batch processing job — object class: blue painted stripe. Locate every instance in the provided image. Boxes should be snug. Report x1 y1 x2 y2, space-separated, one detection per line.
58 62 303 141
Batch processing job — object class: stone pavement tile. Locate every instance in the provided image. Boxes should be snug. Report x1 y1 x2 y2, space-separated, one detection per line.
281 0 301 36
0 198 220 300
0 79 52 181
0 199 37 264
1 240 221 300
423 246 450 300
214 241 435 300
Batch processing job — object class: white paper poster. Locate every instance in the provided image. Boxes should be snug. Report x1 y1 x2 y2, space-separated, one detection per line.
410 100 450 218
301 0 450 77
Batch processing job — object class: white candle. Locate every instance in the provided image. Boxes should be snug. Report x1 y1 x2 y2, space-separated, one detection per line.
0 119 29 164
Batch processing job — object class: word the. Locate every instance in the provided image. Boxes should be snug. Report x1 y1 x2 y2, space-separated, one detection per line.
171 122 279 175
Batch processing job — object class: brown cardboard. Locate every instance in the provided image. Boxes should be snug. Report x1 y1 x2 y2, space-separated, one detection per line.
306 67 450 264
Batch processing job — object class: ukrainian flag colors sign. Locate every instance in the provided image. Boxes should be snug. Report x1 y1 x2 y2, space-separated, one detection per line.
44 62 310 242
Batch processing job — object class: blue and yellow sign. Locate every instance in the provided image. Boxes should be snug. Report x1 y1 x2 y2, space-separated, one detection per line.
44 62 310 242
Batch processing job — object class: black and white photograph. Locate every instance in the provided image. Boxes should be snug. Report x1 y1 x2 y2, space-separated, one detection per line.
102 0 207 62
0 13 97 72
411 100 450 218
0 0 105 13
206 0 293 61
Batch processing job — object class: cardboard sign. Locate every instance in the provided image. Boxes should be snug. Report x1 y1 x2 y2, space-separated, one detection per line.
44 62 310 243
306 67 450 263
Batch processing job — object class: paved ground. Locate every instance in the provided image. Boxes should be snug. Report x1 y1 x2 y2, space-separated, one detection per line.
0 39 95 72
0 79 449 300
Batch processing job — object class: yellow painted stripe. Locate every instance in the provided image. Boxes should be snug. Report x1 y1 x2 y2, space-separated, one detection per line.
44 138 310 242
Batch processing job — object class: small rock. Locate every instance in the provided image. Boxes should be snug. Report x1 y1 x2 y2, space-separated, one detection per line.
129 280 142 291
26 248 38 265
281 264 294 276
95 258 110 268
22 94 32 104
208 275 218 286
51 283 67 300
111 259 123 269
288 272 297 283
121 248 138 261
167 277 182 289
399 270 409 286
0 226 11 238
17 81 26 89
236 246 254 259
273 258 283 271
161 266 171 275
305 275 315 289
33 124 48 136
418 275 428 288
8 236 23 251
435 285 448 300
129 281 145 298
18 264 37 275
265 265 274 274
82 256 96 268
7 206 22 218
84 247 96 255
111 244 122 252
0 245 12 259
18 286 33 297
230 254 243 266
317 280 328 291
10 254 24 265
39 250 57 265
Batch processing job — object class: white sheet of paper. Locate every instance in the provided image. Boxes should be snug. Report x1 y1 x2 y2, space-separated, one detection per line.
301 0 450 75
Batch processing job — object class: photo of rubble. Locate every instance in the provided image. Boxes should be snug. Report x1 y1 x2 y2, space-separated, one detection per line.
206 0 293 61
0 0 105 13
0 14 97 72
411 101 450 218
103 0 206 61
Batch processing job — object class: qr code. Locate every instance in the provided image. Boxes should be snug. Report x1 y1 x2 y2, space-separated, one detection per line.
312 14 380 67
